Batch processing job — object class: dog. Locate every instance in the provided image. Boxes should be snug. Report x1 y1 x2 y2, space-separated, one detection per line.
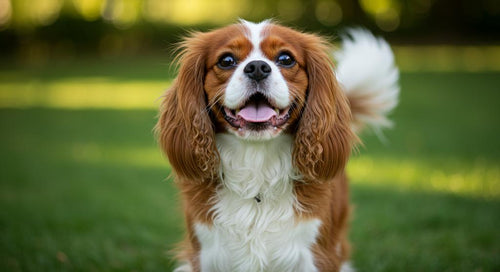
156 19 399 272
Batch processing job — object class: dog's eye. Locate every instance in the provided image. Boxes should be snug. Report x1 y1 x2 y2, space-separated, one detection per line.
276 52 295 67
217 54 237 69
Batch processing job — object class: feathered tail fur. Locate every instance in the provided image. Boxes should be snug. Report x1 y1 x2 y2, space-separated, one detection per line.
334 29 400 133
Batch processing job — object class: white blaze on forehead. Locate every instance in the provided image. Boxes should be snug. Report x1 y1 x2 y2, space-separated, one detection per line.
224 20 290 110
241 19 270 50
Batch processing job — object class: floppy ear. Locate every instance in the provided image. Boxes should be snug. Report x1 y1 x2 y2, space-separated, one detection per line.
155 33 219 181
293 35 355 182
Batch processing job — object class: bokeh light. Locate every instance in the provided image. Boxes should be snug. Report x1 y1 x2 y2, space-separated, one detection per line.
0 0 12 28
72 0 103 21
316 0 343 26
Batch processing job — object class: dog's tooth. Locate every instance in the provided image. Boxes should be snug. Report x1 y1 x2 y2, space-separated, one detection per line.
275 108 280 115
235 109 240 115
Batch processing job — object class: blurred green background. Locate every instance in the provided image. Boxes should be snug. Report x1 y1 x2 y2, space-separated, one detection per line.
0 0 499 271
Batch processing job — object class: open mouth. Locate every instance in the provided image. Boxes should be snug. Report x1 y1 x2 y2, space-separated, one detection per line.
222 93 291 130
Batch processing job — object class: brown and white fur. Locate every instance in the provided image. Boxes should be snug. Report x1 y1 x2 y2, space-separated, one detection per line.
156 20 399 272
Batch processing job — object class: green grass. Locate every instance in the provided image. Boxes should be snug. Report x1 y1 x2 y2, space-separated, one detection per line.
1 58 499 271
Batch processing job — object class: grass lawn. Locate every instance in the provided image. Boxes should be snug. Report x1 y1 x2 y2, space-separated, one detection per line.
0 57 499 271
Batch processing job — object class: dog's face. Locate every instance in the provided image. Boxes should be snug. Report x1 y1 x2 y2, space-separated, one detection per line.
203 21 308 140
157 20 353 181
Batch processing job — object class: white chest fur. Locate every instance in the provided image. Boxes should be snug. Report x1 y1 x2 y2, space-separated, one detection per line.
194 134 321 272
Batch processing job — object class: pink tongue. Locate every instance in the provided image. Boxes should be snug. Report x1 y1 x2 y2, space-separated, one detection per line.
237 101 277 122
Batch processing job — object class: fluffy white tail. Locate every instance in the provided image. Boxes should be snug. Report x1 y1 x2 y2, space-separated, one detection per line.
334 29 400 133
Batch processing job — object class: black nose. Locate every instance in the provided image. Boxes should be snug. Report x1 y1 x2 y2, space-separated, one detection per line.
244 60 271 81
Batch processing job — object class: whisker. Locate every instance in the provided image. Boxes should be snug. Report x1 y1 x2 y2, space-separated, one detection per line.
289 88 306 105
208 91 224 110
204 87 226 113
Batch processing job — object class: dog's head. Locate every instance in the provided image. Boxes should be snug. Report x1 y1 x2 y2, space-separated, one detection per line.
157 20 354 181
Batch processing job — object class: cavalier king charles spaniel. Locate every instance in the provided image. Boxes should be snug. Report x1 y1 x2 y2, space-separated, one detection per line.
156 20 399 272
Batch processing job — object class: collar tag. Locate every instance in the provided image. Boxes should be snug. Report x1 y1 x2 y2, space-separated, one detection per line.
254 193 262 203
